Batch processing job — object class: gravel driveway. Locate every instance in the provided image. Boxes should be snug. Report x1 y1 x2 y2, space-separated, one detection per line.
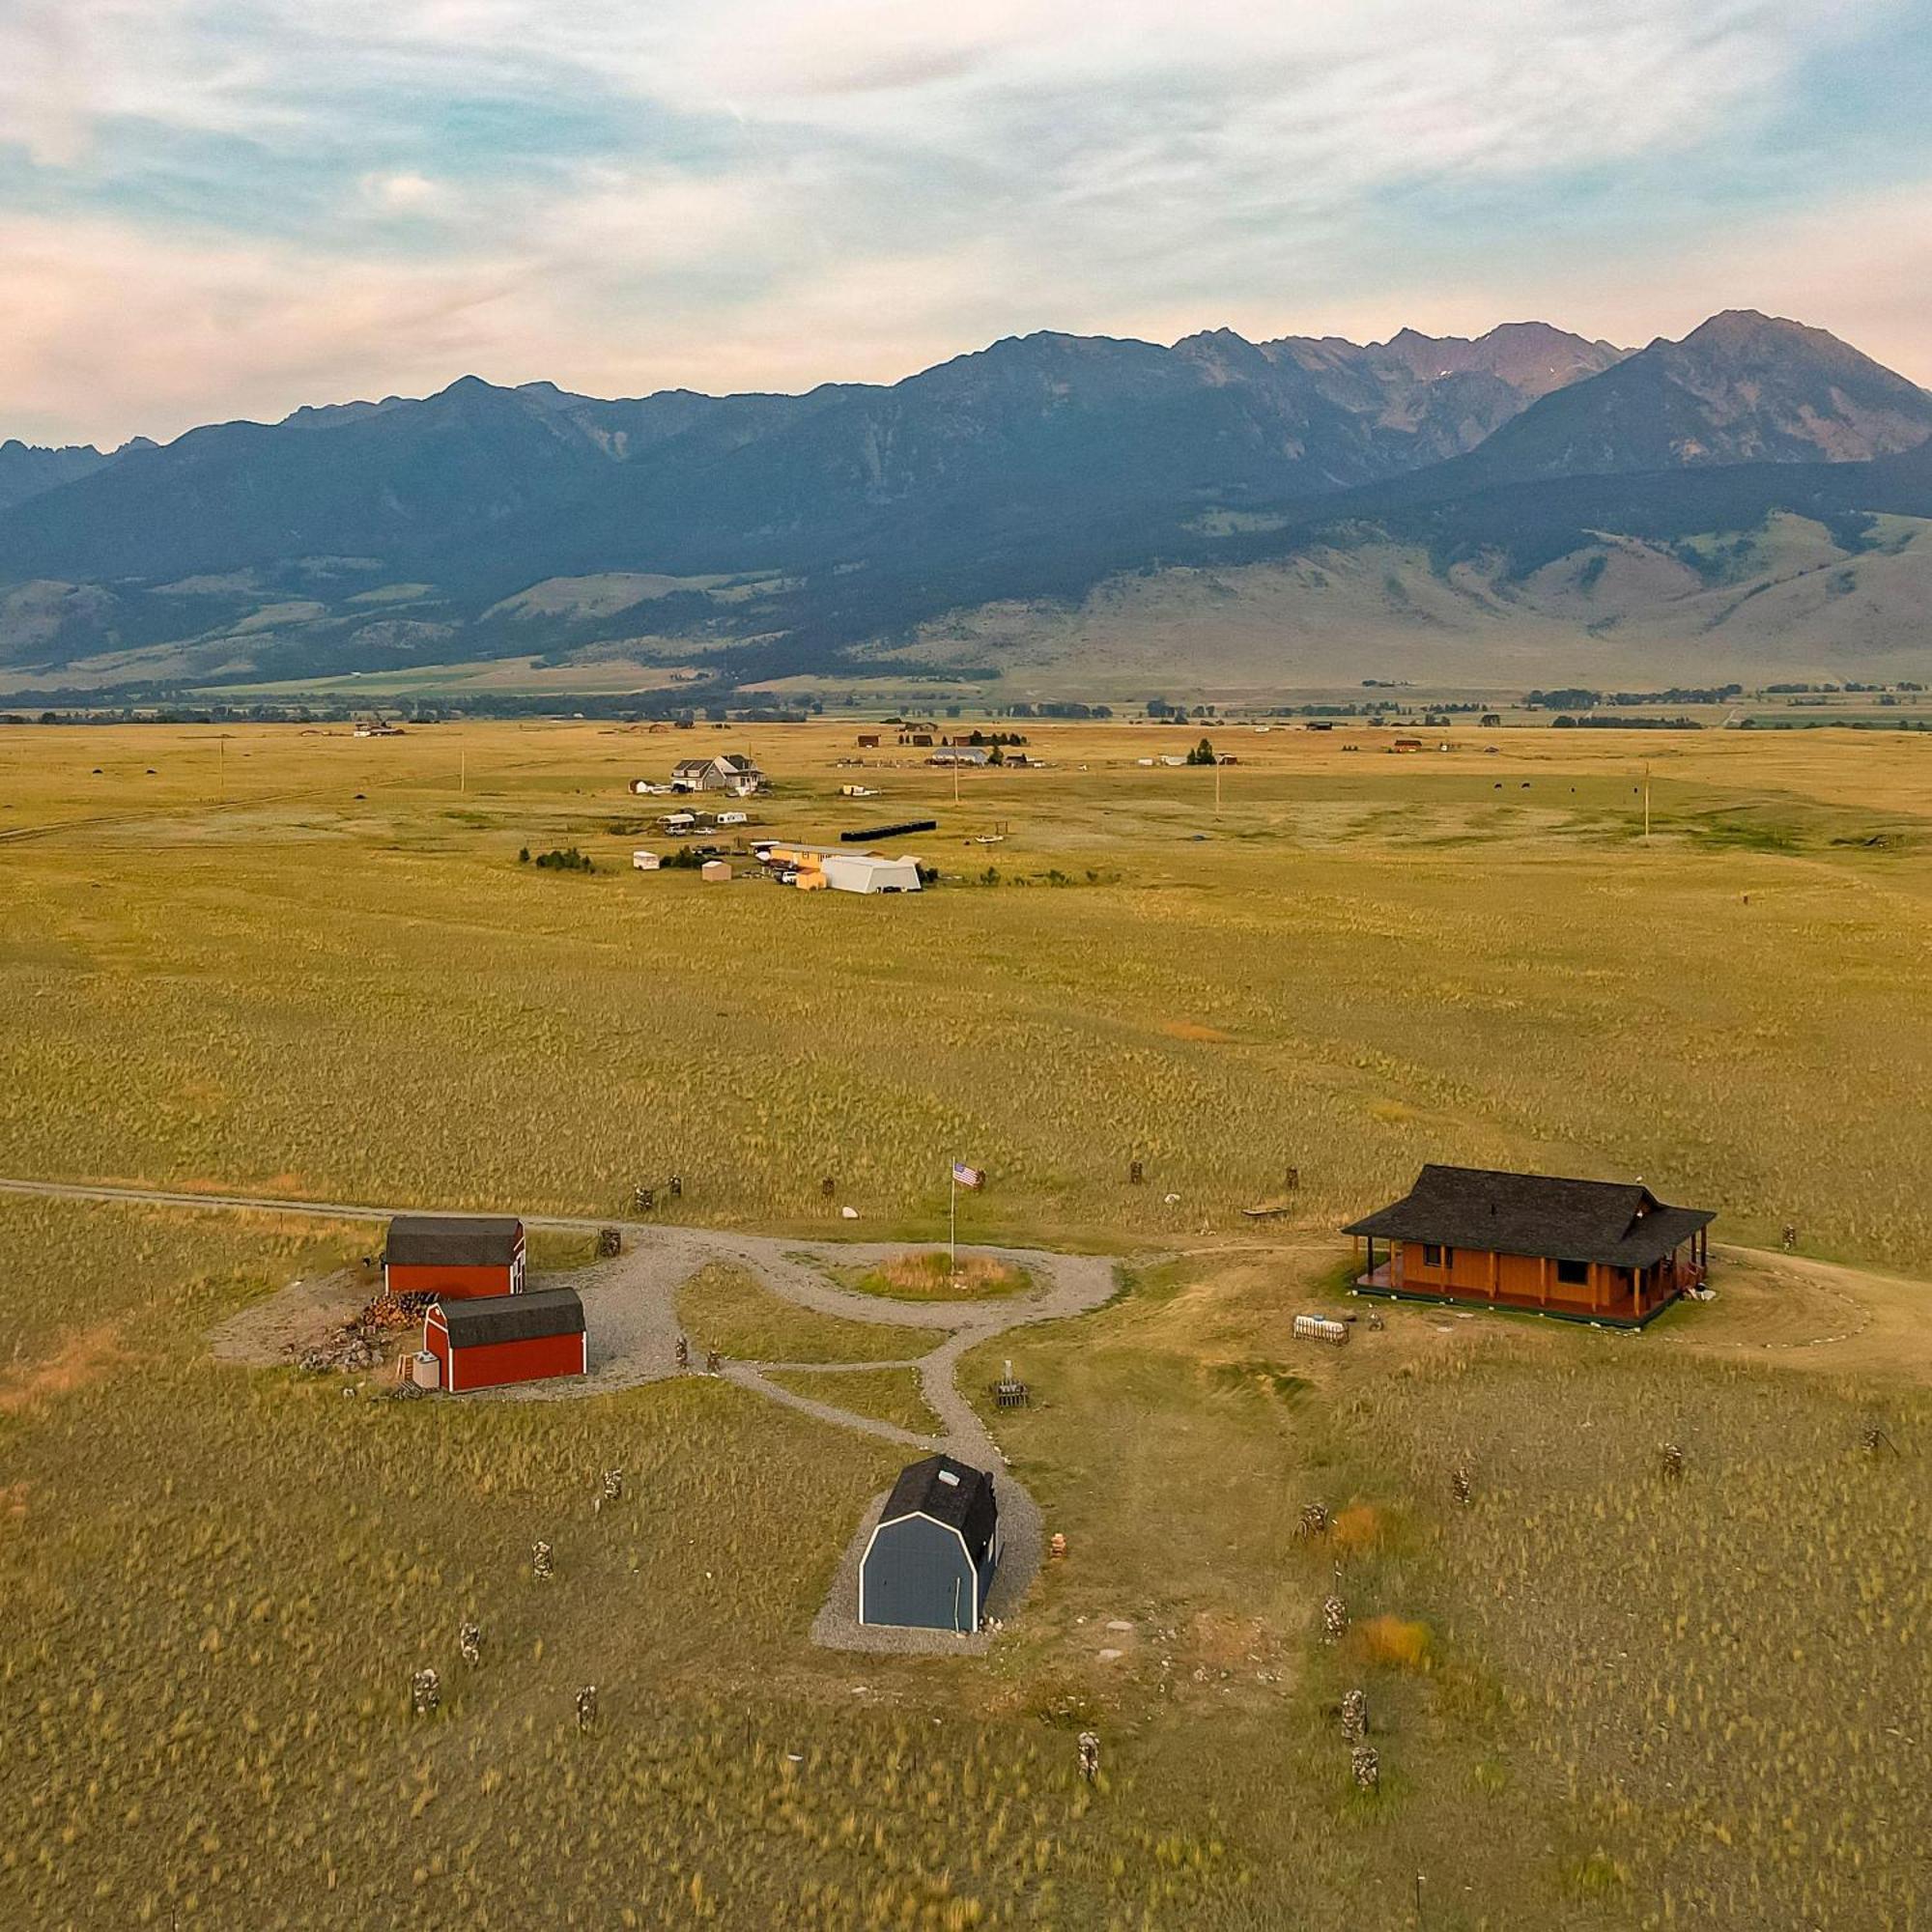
0 1176 1122 1645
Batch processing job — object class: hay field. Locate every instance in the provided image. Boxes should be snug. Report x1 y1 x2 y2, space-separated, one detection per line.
2 718 1930 1268
1 1196 1245 1929
4 1176 1931 1923
5 715 1932 1927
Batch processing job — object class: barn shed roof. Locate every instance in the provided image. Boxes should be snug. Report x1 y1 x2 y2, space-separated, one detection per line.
434 1287 584 1348
386 1214 524 1266
880 1455 998 1561
1344 1165 1712 1268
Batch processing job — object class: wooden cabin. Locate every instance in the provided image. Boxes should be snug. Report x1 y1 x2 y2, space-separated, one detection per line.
1344 1165 1713 1326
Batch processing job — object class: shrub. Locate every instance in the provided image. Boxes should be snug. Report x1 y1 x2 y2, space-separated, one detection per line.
1352 1615 1433 1669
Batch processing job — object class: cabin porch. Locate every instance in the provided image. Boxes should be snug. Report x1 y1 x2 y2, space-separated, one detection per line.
1353 1229 1708 1328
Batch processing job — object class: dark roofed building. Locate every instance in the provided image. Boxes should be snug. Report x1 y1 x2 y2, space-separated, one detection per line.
423 1287 586 1392
859 1454 1002 1633
384 1215 526 1300
1344 1165 1713 1326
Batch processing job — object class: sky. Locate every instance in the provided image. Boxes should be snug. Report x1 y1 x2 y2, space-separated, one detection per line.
2 0 1930 447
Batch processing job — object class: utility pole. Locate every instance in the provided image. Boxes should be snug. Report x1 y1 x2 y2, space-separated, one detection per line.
461 747 468 795
1643 761 1651 843
218 734 226 805
1215 755 1222 817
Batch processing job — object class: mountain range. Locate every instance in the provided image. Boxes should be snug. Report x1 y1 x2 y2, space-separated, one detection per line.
3 309 1930 697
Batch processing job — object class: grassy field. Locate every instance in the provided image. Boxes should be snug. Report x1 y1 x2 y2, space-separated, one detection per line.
2 719 1929 1267
4 718 1931 1926
765 1365 943 1435
676 1264 931 1364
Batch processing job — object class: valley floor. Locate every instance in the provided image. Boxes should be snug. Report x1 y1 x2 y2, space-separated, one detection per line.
3 720 1929 1926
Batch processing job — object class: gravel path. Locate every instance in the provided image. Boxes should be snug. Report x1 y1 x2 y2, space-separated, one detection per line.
0 1173 1122 1642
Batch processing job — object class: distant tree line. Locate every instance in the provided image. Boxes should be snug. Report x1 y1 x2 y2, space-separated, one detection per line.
1525 686 1744 710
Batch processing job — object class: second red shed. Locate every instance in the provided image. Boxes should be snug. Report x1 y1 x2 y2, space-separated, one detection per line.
423 1288 586 1393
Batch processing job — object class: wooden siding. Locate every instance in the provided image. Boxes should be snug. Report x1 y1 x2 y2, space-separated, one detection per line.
387 1259 517 1300
386 1236 526 1302
424 1311 585 1393
1360 1236 1701 1324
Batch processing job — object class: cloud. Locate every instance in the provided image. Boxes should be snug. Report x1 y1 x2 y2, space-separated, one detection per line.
359 170 449 214
0 0 1926 443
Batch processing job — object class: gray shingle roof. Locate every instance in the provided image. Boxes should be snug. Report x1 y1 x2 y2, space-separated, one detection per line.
385 1214 523 1267
434 1287 583 1348
881 1454 998 1561
1343 1165 1713 1268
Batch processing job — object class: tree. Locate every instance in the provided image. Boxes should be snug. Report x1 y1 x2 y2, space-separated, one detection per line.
1185 737 1216 765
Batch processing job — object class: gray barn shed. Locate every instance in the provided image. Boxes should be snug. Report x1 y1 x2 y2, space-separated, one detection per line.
859 1455 1001 1634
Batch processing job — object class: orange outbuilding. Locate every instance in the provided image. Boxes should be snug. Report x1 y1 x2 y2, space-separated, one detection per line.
384 1215 526 1301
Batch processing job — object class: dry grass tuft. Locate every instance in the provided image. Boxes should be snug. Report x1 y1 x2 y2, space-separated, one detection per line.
1329 1503 1388 1552
1352 1614 1434 1670
850 1251 1029 1301
0 1321 130 1411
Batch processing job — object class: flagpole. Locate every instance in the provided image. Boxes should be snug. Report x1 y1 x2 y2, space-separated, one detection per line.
950 1160 957 1276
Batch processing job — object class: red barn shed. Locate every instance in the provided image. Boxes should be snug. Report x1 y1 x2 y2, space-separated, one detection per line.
384 1214 526 1301
423 1288 586 1393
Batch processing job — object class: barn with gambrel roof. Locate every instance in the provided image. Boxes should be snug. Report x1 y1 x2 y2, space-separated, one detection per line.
859 1455 1002 1634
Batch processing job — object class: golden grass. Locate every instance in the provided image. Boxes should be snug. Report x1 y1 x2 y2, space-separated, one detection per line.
764 1366 941 1435
5 721 1932 1925
1320 1346 1932 1927
0 720 1928 1268
1327 1503 1388 1554
1350 1614 1432 1669
843 1252 1030 1301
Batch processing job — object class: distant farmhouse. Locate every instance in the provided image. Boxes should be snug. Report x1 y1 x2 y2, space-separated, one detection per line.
671 753 765 796
860 1454 1001 1634
1346 1165 1714 1327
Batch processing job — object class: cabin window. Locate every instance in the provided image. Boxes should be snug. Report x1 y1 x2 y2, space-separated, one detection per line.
1421 1243 1451 1268
1555 1258 1590 1287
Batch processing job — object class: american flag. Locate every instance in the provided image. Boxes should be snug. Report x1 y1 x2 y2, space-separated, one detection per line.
952 1162 984 1189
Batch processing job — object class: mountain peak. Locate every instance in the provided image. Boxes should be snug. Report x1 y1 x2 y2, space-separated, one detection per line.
1370 322 1628 399
1465 308 1932 480
1679 309 1844 356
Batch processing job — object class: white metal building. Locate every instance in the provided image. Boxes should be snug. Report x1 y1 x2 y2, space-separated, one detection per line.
819 852 922 895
